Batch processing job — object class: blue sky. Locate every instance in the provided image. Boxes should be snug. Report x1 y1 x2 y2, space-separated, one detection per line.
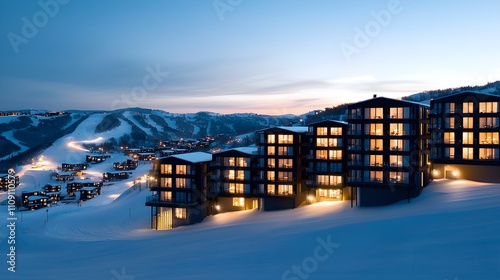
1 0 499 114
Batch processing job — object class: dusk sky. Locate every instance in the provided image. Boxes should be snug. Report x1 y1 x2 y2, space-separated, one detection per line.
1 0 499 115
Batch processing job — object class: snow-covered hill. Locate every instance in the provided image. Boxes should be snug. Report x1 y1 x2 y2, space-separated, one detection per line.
1 179 499 279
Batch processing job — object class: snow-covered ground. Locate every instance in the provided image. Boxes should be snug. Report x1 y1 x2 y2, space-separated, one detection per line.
1 179 499 280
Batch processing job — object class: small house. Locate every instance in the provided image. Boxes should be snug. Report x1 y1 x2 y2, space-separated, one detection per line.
61 163 88 172
86 155 111 164
27 196 51 210
80 186 100 201
103 172 130 182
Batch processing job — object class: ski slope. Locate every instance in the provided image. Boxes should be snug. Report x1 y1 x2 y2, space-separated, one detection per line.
1 179 499 280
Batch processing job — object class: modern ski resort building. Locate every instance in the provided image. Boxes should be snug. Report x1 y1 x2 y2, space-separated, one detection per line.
145 92 500 230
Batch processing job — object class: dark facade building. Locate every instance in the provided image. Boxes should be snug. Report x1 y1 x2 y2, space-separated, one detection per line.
306 120 352 203
86 155 111 164
146 152 212 230
66 181 102 197
61 163 88 172
0 173 19 191
113 159 139 171
347 96 431 206
255 127 309 210
429 92 500 182
103 172 130 182
210 147 259 213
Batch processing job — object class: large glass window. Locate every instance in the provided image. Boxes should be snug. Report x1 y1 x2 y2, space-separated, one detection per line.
463 117 474 129
370 171 383 183
390 107 410 119
366 108 383 119
232 197 244 207
369 155 383 167
316 150 328 160
267 184 275 195
267 146 275 155
161 177 172 188
176 178 187 188
267 158 275 168
278 147 292 156
278 172 292 181
278 185 293 195
389 172 409 184
228 183 244 194
267 171 275 181
370 139 383 151
444 132 455 144
176 165 187 175
236 157 248 167
317 175 342 186
175 208 186 219
444 103 455 113
389 155 406 167
267 134 275 144
161 164 172 174
278 159 293 168
160 191 172 202
390 139 408 151
479 102 498 113
463 102 474 114
318 189 341 199
444 147 455 159
480 117 499 128
278 135 293 144
329 150 342 160
330 127 342 135
463 147 474 160
317 138 328 147
463 132 474 145
445 117 455 129
479 132 499 144
317 127 328 136
479 148 499 160
390 123 406 136
366 123 383 135
329 138 342 147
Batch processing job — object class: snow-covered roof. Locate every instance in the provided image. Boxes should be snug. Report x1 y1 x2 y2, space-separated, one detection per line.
80 187 98 191
230 147 258 155
27 195 49 201
172 152 212 163
277 126 308 133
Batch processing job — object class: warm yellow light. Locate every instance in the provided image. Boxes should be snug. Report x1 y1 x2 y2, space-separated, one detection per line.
215 205 220 211
432 170 439 176
452 171 458 177
307 195 314 202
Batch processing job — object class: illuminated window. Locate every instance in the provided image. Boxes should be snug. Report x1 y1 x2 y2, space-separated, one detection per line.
228 183 244 194
463 117 474 129
278 134 293 144
479 148 499 160
330 127 342 135
278 147 292 156
267 146 275 155
479 102 498 113
389 123 404 136
369 155 383 167
390 107 409 118
479 132 499 144
176 165 187 175
463 147 474 160
463 102 474 113
445 117 455 129
366 108 383 119
370 171 383 183
267 158 275 168
316 150 328 160
161 177 172 187
389 155 407 167
161 164 172 174
176 178 187 188
267 171 275 181
329 138 342 147
444 103 455 113
318 189 341 199
236 157 248 167
267 184 275 194
370 139 383 151
444 147 455 159
329 150 342 160
317 138 328 147
267 134 275 144
175 208 186 219
389 172 408 184
317 127 328 136
160 191 172 202
232 197 244 207
278 159 293 168
444 132 455 144
390 139 404 151
317 175 342 186
278 172 292 181
462 132 474 145
278 185 293 195
228 170 235 180
479 117 499 128
366 123 383 135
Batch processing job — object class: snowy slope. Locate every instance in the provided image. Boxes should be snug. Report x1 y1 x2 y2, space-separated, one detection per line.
1 179 499 279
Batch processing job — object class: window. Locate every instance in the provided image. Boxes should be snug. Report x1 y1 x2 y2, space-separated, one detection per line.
175 208 186 219
390 107 409 119
278 185 293 195
175 192 187 203
462 132 474 145
463 102 474 113
329 150 342 160
278 134 293 144
226 157 235 166
267 146 275 155
161 177 172 188
176 178 187 188
317 175 342 186
349 108 362 119
389 155 406 167
160 191 172 202
330 127 342 135
329 138 342 147
463 117 474 129
267 134 275 144
479 148 499 160
366 123 383 135
318 189 341 199
267 184 275 194
444 147 455 159
278 172 292 181
479 102 498 113
366 108 383 119
389 172 408 184
317 138 328 147
348 123 362 135
317 127 328 136
278 147 292 156
161 164 172 174
228 183 244 194
445 117 455 129
463 147 474 160
369 155 383 167
316 150 328 160
389 123 404 136
267 171 275 181
479 132 499 144
480 117 499 128
176 165 187 175
278 159 293 168
390 139 404 151
444 132 455 144
370 171 383 183
444 103 455 113
228 170 235 180
232 197 244 207
236 157 248 167
370 139 383 151
236 170 244 180
267 158 275 168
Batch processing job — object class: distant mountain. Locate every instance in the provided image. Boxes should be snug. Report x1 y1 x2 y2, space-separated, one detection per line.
0 109 299 169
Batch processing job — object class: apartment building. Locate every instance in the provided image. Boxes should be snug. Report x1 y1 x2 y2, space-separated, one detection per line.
347 96 431 206
429 91 500 182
